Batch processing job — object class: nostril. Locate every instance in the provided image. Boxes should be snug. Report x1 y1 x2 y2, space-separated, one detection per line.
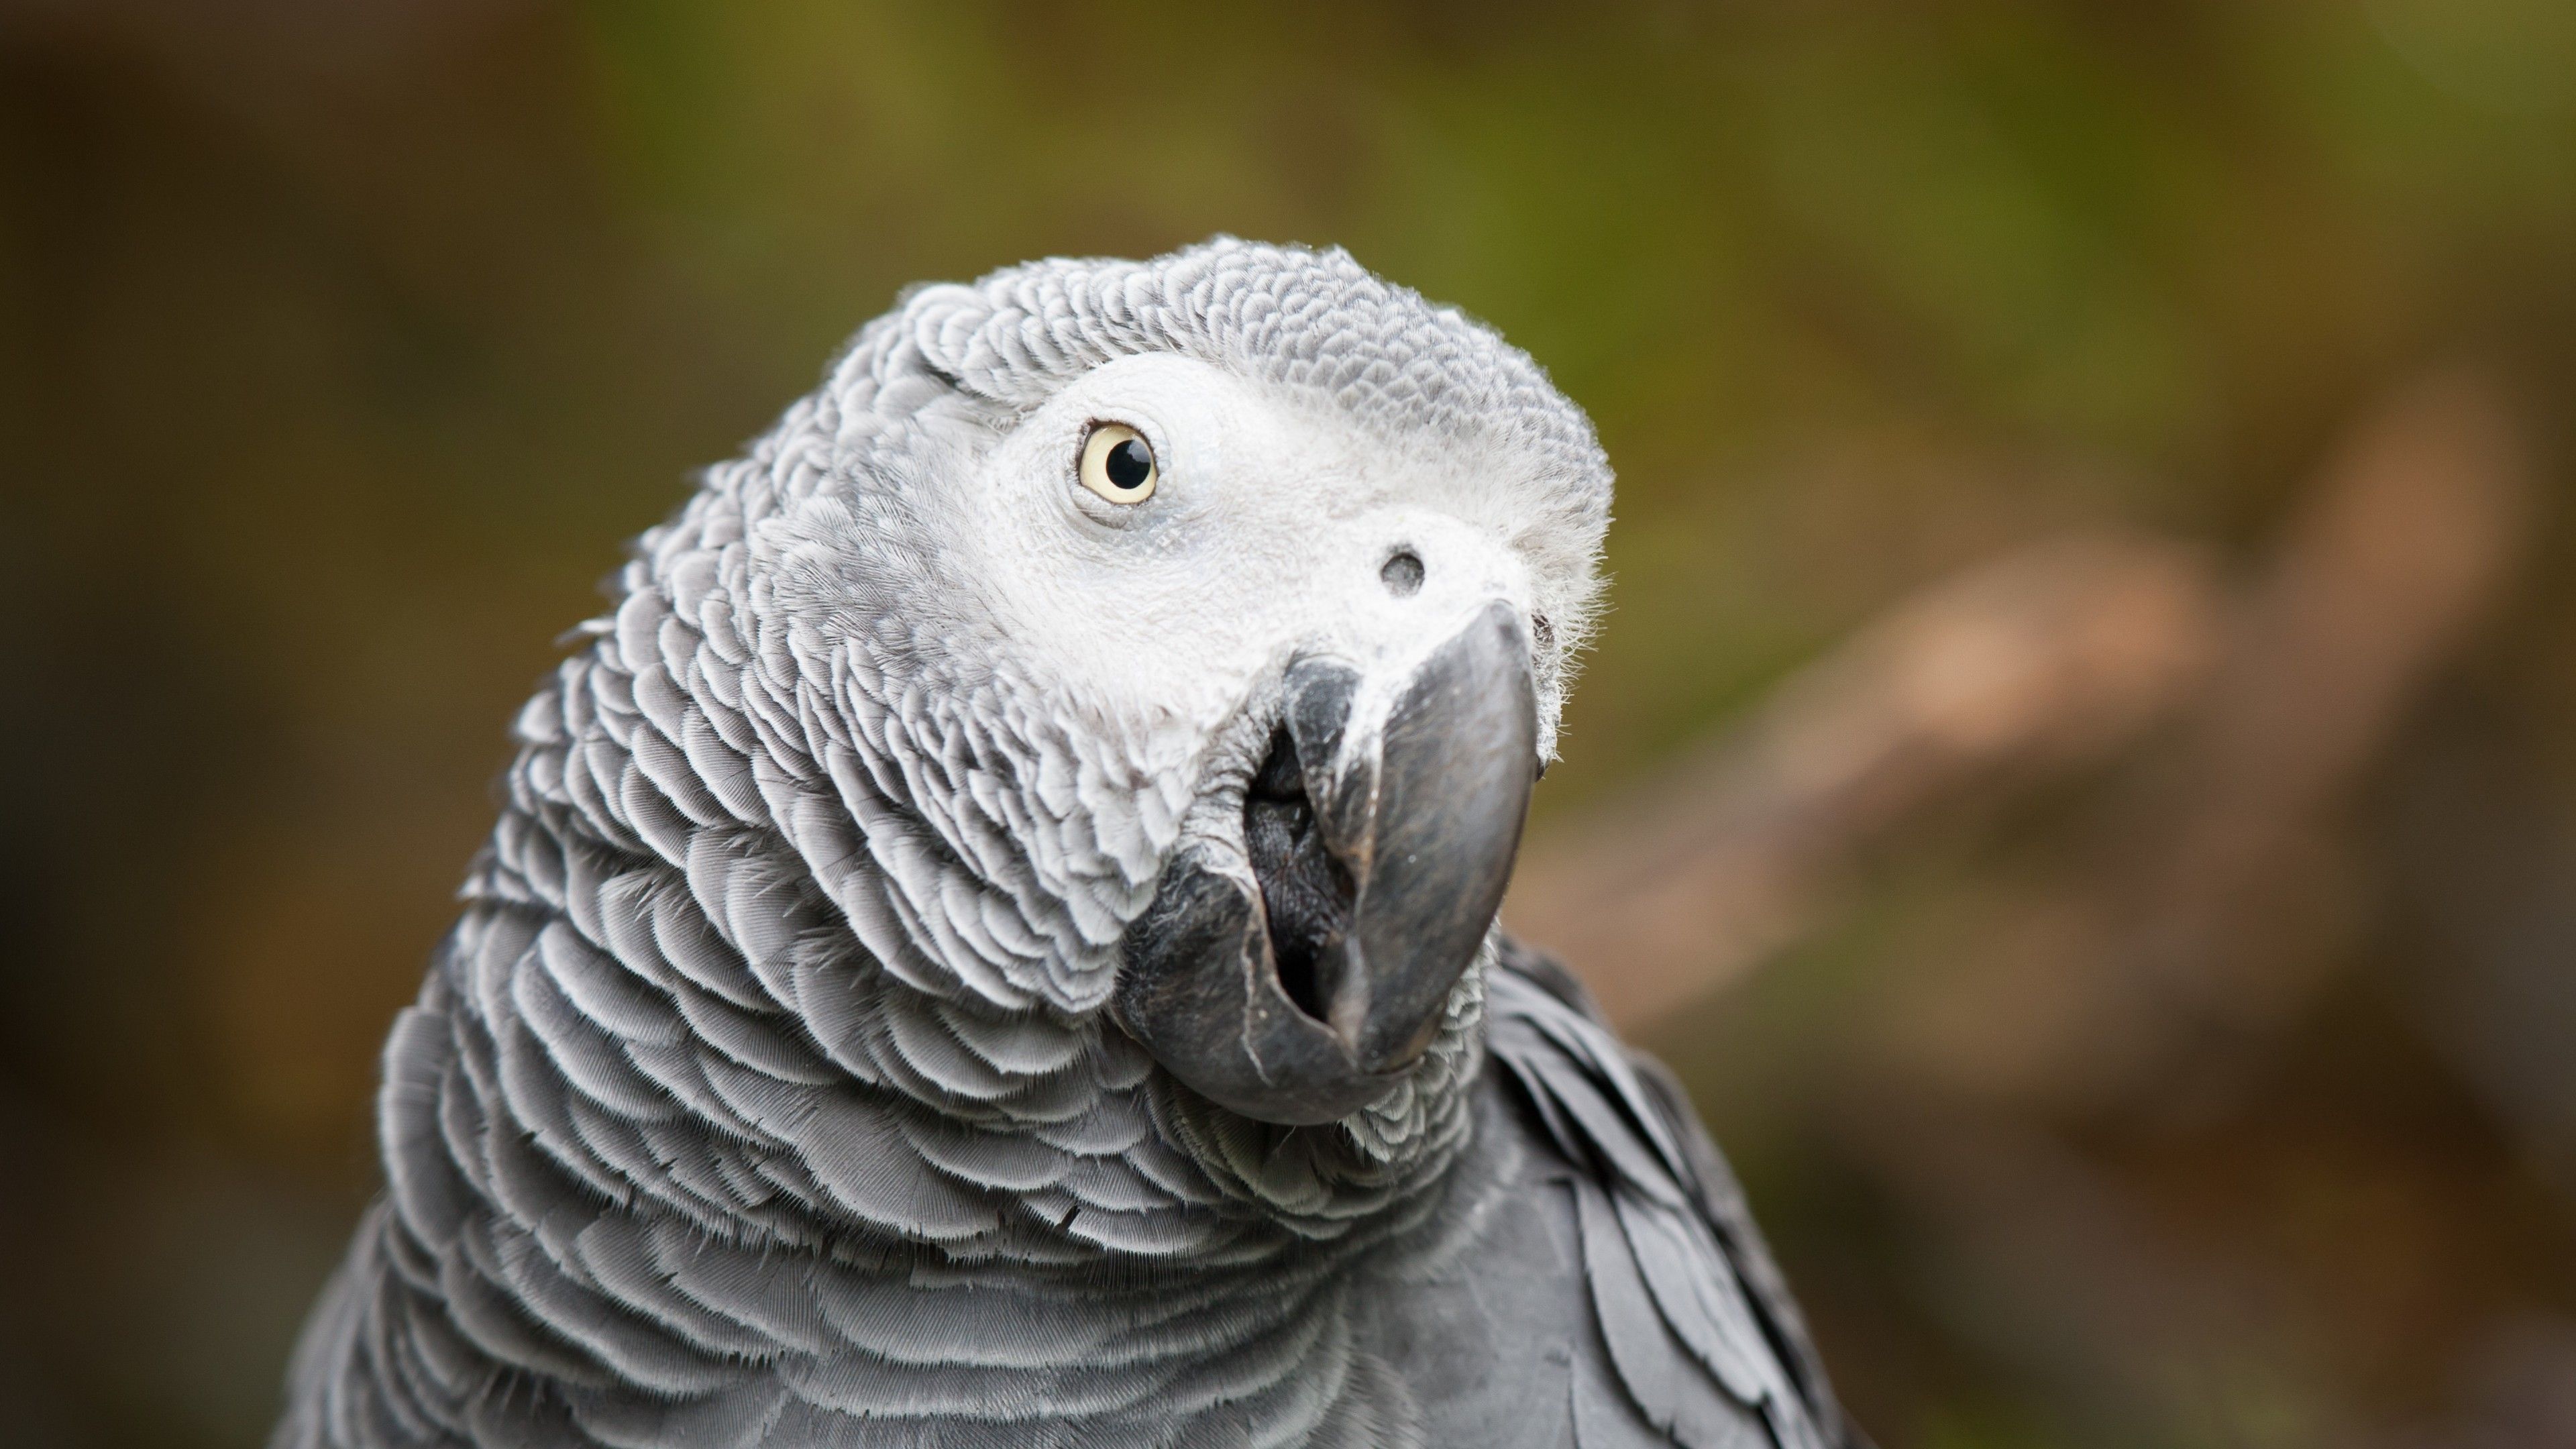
1380 549 1425 597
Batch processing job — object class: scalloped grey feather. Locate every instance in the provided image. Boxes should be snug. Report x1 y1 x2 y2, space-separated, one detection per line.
274 239 1858 1449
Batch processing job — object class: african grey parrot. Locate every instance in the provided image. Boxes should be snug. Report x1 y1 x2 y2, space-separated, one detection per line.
274 239 1858 1449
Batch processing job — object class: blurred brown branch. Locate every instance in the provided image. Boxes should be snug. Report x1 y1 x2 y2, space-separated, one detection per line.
1506 531 2226 1026
1876 366 2538 1116
1508 366 2536 1046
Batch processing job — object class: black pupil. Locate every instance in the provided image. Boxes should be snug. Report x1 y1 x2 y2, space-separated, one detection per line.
1104 437 1153 490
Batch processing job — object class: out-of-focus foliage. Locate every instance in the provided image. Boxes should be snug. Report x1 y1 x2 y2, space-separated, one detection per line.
2 3 2571 1446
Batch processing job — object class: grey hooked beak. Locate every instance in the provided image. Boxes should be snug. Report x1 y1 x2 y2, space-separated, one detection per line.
1113 601 1538 1124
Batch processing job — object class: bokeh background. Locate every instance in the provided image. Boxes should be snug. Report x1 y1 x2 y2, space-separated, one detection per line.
5 1 2575 1445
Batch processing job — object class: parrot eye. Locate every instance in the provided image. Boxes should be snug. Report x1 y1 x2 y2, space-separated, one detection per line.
1078 423 1159 504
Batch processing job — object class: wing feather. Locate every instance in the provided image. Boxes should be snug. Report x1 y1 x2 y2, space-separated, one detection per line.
1489 938 1856 1449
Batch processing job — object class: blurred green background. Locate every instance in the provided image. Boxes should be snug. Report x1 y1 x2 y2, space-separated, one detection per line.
5 2 2575 1446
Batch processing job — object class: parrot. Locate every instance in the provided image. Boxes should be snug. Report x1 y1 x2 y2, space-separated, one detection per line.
272 239 1858 1449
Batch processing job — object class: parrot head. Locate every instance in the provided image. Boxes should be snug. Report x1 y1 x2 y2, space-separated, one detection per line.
716 239 1608 1145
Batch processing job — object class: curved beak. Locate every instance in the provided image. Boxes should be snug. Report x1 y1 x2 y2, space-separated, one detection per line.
1113 602 1538 1124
